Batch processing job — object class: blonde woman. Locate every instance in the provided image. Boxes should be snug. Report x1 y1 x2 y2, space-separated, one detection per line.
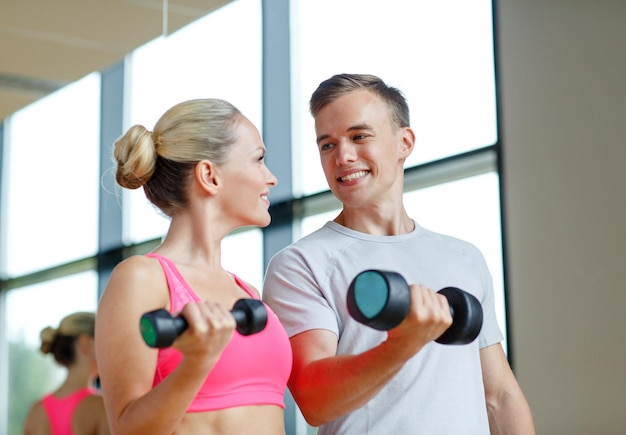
95 99 291 434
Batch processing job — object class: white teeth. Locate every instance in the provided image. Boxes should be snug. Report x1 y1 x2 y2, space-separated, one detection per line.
340 171 368 182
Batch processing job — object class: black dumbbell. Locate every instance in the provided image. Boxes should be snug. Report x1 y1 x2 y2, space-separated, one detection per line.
140 298 268 348
347 270 483 345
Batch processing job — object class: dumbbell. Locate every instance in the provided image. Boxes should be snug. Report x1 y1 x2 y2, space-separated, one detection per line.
140 298 267 348
347 270 483 345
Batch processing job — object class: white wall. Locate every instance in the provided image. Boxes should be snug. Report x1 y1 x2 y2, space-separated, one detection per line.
497 1 626 433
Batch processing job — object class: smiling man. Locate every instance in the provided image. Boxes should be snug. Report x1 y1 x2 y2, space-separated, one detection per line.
263 74 535 435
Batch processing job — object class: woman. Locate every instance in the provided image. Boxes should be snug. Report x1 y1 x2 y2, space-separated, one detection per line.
23 311 110 434
95 98 292 434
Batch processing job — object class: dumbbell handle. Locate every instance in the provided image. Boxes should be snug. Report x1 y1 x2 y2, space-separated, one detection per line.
140 298 267 348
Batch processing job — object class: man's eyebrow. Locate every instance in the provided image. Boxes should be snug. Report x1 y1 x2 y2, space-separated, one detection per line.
316 124 374 145
349 123 374 132
316 134 330 146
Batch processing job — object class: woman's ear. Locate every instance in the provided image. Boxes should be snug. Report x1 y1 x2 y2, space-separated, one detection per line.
194 160 220 195
77 334 95 358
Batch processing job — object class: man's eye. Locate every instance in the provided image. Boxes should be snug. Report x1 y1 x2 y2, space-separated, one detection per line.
320 142 335 151
353 134 366 141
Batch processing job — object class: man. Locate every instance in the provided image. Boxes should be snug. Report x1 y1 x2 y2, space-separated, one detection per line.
263 73 535 434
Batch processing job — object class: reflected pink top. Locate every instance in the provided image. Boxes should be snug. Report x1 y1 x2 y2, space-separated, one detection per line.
41 387 95 435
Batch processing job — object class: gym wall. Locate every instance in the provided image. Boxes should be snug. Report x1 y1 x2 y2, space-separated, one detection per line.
496 1 626 433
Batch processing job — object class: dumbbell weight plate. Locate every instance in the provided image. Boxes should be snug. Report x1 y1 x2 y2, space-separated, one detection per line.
435 287 483 344
231 298 268 336
347 270 410 330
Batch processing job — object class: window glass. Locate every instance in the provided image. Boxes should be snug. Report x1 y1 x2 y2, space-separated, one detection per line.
5 272 98 434
3 73 101 276
124 0 262 244
222 229 264 293
292 0 497 195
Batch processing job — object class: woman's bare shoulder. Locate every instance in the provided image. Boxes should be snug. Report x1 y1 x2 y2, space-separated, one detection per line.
97 254 169 331
102 255 166 299
112 254 163 280
74 394 109 434
23 399 50 435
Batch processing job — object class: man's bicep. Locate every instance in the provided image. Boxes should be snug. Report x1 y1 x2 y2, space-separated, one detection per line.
288 328 338 385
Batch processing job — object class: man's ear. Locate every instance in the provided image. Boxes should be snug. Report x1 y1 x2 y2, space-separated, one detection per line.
399 126 416 159
195 160 220 194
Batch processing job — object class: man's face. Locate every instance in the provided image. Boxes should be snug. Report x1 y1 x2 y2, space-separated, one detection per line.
314 89 414 208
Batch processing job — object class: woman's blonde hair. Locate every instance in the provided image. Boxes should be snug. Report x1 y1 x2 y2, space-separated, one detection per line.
40 312 95 367
114 98 242 217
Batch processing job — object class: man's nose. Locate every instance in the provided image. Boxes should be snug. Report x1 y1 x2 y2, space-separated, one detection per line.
335 140 357 165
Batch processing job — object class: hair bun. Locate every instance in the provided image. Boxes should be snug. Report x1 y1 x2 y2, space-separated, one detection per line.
39 326 57 354
114 124 158 189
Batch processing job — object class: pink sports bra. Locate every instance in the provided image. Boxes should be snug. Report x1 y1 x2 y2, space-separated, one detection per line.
41 387 95 435
146 253 292 412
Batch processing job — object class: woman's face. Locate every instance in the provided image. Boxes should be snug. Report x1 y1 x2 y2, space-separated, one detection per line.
217 116 278 228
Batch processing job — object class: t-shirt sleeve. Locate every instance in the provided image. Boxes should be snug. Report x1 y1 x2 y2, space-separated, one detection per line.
471 246 505 349
263 247 339 339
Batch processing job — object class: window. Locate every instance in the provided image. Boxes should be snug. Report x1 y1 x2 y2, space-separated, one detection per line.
124 0 262 244
1 1 504 433
2 74 100 276
292 0 497 195
5 272 98 434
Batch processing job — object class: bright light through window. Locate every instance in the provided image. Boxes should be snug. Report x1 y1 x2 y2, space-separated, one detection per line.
3 74 100 276
292 0 497 195
125 0 262 244
222 229 264 292
5 272 98 347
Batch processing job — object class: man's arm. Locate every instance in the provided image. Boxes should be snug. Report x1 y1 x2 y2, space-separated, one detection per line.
480 343 536 434
288 285 452 426
288 329 406 426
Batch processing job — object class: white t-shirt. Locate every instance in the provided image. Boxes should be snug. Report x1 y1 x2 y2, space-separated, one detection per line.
263 221 503 434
